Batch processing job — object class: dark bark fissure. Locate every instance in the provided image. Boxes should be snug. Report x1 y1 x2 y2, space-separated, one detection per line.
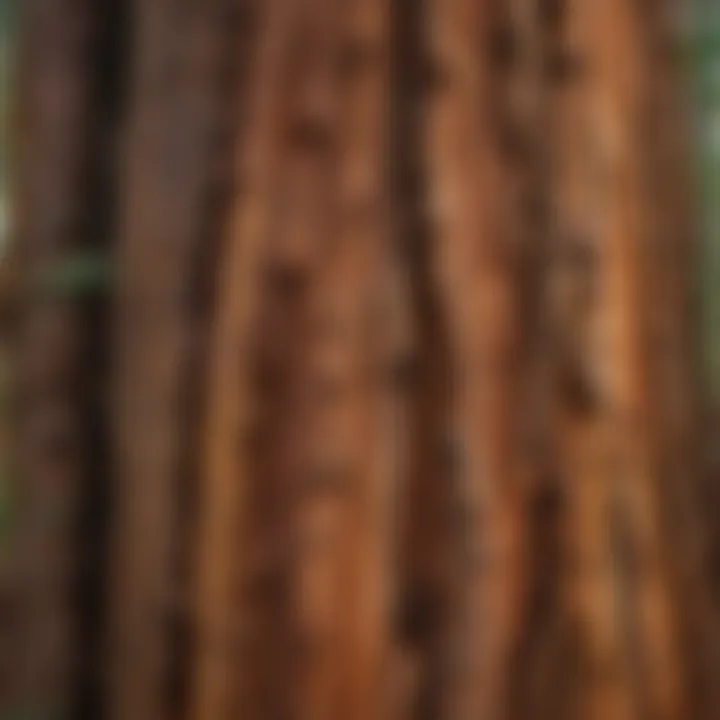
74 1 130 718
390 0 454 717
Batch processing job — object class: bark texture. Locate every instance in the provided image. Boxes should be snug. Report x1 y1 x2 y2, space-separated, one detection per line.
4 1 717 720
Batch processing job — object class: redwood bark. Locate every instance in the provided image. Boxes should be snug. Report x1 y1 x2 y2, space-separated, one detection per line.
3 3 715 720
422 1 526 717
189 3 296 719
552 1 698 718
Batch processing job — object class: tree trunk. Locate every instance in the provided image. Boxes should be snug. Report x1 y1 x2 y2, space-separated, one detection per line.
4 1 718 719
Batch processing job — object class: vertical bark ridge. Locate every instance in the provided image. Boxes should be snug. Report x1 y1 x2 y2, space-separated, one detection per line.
334 2 395 717
188 3 298 719
244 1 344 717
291 1 394 719
549 1 636 717
555 1 688 718
422 0 526 717
591 1 685 716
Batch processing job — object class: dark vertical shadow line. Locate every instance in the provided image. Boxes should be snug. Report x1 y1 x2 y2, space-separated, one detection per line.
74 1 130 718
388 0 454 717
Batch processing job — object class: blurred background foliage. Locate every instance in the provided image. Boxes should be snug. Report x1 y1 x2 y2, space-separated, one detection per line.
690 1 720 397
0 0 13 253
0 0 11 549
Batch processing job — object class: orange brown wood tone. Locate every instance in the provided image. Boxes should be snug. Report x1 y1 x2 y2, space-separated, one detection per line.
5 1 719 720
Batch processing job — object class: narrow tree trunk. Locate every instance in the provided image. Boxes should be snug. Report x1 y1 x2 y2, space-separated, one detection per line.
11 1 100 715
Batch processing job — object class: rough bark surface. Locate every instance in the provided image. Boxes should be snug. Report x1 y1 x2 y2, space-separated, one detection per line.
4 1 717 720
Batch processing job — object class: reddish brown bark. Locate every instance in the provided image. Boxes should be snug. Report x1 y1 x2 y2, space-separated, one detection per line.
551 1 698 718
189 3 297 719
422 1 526 717
3 3 716 720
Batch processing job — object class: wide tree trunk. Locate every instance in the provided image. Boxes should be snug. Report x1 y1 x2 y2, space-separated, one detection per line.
4 1 718 720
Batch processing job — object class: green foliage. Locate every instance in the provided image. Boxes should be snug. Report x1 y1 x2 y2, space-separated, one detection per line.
31 251 112 299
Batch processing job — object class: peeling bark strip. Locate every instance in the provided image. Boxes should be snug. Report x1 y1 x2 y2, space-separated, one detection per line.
109 2 236 719
422 0 525 717
11 0 97 716
189 3 298 719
